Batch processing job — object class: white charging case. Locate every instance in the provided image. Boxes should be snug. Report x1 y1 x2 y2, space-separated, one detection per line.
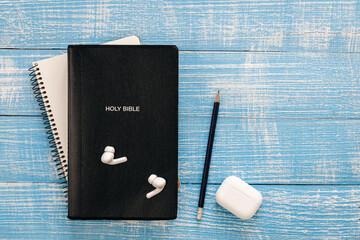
216 176 262 219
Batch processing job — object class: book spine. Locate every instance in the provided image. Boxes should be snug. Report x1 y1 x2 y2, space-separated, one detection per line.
67 47 82 217
28 64 68 198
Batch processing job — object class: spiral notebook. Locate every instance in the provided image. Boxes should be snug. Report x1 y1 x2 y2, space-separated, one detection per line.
29 36 141 189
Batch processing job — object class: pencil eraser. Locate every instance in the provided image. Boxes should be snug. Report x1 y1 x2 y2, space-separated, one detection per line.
216 176 262 220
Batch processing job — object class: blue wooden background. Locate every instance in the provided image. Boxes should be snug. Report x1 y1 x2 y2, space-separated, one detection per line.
1 0 359 239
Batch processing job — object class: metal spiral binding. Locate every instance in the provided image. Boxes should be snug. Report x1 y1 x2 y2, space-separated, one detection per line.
29 64 68 198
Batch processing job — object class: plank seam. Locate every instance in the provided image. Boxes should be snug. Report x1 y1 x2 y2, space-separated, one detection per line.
1 48 360 54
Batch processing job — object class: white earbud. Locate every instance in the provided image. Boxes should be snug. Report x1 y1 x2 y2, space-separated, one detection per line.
146 174 166 199
101 146 127 165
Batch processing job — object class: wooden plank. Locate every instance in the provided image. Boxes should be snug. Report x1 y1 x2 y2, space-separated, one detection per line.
0 183 358 239
180 51 360 118
0 116 64 183
1 50 360 118
181 117 360 184
1 0 360 52
0 49 65 115
2 116 360 184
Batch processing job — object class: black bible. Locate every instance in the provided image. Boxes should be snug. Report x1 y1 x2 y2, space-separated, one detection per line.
68 45 178 219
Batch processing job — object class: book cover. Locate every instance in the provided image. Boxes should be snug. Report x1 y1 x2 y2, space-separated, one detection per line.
68 45 178 219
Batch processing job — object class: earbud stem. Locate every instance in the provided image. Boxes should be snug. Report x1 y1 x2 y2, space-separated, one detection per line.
109 157 127 165
146 188 163 199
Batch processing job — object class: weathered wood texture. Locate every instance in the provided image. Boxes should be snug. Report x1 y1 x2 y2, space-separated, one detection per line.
1 0 360 238
1 0 360 52
1 50 360 118
2 116 360 184
0 183 358 239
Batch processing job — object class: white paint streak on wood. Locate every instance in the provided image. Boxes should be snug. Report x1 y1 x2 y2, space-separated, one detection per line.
2 50 360 118
2 116 360 184
0 55 16 108
1 0 360 51
0 183 358 238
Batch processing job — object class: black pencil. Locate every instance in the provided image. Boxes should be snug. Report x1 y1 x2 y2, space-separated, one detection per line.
197 90 220 220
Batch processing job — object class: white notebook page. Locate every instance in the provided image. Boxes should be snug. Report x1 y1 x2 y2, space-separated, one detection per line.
33 36 141 179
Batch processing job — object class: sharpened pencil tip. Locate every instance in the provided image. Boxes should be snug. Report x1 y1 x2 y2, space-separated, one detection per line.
215 90 220 103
